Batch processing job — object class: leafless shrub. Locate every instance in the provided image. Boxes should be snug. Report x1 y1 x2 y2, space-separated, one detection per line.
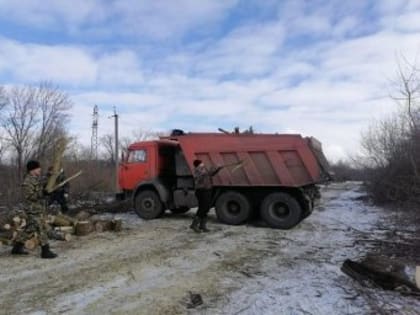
330 160 366 182
360 57 420 204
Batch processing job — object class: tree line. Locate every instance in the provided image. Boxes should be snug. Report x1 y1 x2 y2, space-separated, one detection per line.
0 83 162 206
332 57 420 206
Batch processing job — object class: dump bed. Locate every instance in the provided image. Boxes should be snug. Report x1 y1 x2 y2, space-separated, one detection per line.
170 133 330 188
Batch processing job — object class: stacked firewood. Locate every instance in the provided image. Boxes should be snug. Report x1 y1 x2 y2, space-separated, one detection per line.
1 211 122 249
48 213 122 237
0 211 27 246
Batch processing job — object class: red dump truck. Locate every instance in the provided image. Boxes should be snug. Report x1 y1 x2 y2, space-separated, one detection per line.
118 131 330 229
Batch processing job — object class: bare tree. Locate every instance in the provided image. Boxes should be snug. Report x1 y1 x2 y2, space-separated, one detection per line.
0 86 39 175
33 82 72 161
119 136 133 153
391 56 420 177
64 138 92 162
0 83 72 176
100 134 115 163
0 87 8 163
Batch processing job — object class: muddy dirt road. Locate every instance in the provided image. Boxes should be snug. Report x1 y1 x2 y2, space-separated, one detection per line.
1 182 419 315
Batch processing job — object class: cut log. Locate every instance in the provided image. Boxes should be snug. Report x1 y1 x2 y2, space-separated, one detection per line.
112 219 122 232
75 221 93 236
341 259 420 292
51 214 77 227
12 216 21 225
94 220 113 232
361 255 408 281
0 237 11 246
48 230 72 241
54 226 75 233
25 237 39 250
93 219 123 232
75 211 92 221
64 233 72 241
0 230 14 240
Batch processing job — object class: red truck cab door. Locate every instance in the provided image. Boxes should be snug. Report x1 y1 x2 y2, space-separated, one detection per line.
119 146 152 190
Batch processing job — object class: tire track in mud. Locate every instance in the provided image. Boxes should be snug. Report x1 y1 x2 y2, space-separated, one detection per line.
75 237 278 315
2 182 402 315
0 218 277 314
0 225 200 312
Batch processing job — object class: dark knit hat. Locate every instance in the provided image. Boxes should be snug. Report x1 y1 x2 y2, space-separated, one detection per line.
27 160 41 172
193 159 202 167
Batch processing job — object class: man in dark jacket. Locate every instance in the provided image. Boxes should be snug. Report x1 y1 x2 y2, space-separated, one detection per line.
47 167 69 213
190 159 223 233
11 160 57 258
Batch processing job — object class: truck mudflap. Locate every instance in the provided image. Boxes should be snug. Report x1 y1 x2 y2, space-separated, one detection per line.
301 185 321 218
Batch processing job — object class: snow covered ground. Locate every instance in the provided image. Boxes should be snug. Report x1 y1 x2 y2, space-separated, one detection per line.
0 181 419 315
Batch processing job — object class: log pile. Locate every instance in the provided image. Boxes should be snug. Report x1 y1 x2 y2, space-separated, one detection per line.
0 211 27 246
48 213 123 236
1 211 123 248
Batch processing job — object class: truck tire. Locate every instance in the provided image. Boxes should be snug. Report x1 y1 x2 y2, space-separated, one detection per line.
134 190 163 220
215 191 251 225
260 192 302 229
170 207 190 214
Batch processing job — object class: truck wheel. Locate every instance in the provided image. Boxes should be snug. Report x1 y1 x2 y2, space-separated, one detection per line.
134 190 163 220
215 191 251 225
260 193 302 229
170 207 190 214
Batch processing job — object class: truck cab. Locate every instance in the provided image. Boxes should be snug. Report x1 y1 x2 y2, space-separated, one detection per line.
119 139 196 219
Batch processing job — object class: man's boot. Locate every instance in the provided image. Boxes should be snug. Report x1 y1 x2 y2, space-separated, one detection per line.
199 217 210 232
11 242 29 255
190 216 201 233
41 244 57 259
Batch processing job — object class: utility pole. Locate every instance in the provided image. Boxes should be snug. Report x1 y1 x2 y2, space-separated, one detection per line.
91 105 98 160
110 107 119 193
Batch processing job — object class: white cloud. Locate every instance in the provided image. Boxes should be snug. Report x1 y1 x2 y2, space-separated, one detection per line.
0 0 105 31
390 12 420 32
0 0 238 40
96 50 144 86
111 0 239 39
0 37 148 87
1 0 420 162
0 37 97 84
192 22 285 78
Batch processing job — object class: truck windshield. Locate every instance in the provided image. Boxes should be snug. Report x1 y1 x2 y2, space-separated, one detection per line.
127 149 147 163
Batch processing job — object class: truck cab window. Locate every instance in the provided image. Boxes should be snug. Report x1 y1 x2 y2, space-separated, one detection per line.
128 149 147 163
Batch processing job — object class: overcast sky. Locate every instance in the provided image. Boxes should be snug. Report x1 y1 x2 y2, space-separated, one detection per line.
0 0 420 161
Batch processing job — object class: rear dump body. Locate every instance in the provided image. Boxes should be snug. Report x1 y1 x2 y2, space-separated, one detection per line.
120 132 331 229
173 133 329 187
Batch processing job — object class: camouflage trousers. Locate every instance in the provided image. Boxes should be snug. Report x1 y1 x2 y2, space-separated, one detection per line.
15 213 49 246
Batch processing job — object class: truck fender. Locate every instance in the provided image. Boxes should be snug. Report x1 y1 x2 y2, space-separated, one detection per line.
132 179 171 205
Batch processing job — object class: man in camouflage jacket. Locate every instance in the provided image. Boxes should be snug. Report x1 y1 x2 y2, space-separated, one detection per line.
11 160 57 259
190 159 223 233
